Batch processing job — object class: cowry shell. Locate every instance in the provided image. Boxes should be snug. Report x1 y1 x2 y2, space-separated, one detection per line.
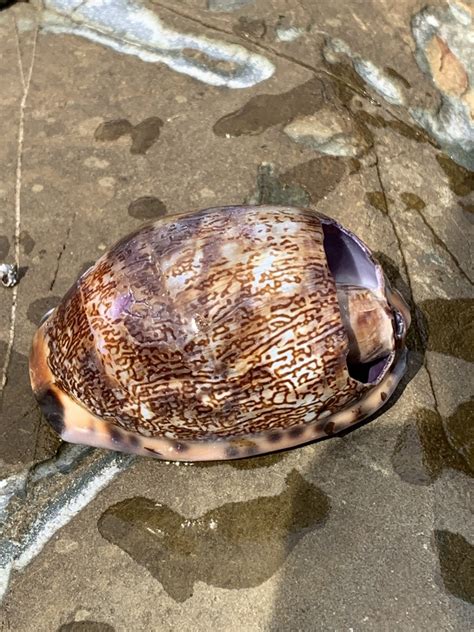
30 206 410 461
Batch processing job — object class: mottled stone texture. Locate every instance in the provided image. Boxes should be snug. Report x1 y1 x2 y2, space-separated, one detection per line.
0 0 472 630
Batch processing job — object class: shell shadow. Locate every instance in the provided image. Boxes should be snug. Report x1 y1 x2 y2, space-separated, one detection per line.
266 447 471 630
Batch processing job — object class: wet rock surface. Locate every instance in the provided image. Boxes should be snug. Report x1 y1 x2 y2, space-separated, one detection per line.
0 0 472 630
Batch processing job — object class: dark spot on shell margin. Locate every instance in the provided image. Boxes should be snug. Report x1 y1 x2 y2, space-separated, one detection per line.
109 426 122 445
288 426 304 439
267 430 283 443
244 444 258 457
128 434 140 448
173 441 188 453
36 388 65 436
225 446 240 458
324 421 336 436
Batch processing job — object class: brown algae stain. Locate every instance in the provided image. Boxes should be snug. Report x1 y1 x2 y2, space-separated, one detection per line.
436 154 474 196
400 192 426 211
95 117 163 154
128 196 167 220
213 77 324 137
460 201 474 223
392 401 473 485
366 191 388 213
420 298 473 362
130 117 164 154
247 164 310 207
97 469 330 602
280 157 347 205
353 109 434 145
233 16 266 39
19 230 35 255
328 62 372 106
94 119 132 141
434 530 474 604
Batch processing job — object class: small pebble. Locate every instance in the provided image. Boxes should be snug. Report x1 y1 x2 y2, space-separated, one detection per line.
0 263 19 288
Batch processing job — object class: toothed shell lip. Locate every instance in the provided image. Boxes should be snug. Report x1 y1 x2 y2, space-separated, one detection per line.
318 211 411 346
385 282 411 342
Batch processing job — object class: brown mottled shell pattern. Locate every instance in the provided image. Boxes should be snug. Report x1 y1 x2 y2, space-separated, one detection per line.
30 206 409 461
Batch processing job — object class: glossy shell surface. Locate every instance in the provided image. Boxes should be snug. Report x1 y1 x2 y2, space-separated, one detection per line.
29 206 410 461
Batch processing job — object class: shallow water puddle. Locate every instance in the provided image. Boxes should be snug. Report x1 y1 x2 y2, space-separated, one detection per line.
420 299 473 362
392 401 473 485
94 117 163 155
98 469 330 602
434 530 474 604
435 155 474 196
213 77 325 137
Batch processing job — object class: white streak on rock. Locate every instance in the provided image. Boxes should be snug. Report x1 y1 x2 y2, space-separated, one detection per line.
35 0 274 88
353 59 405 106
0 450 134 602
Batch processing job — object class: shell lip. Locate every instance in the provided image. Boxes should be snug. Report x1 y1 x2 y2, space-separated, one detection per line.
29 324 52 397
39 307 55 326
385 283 411 346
